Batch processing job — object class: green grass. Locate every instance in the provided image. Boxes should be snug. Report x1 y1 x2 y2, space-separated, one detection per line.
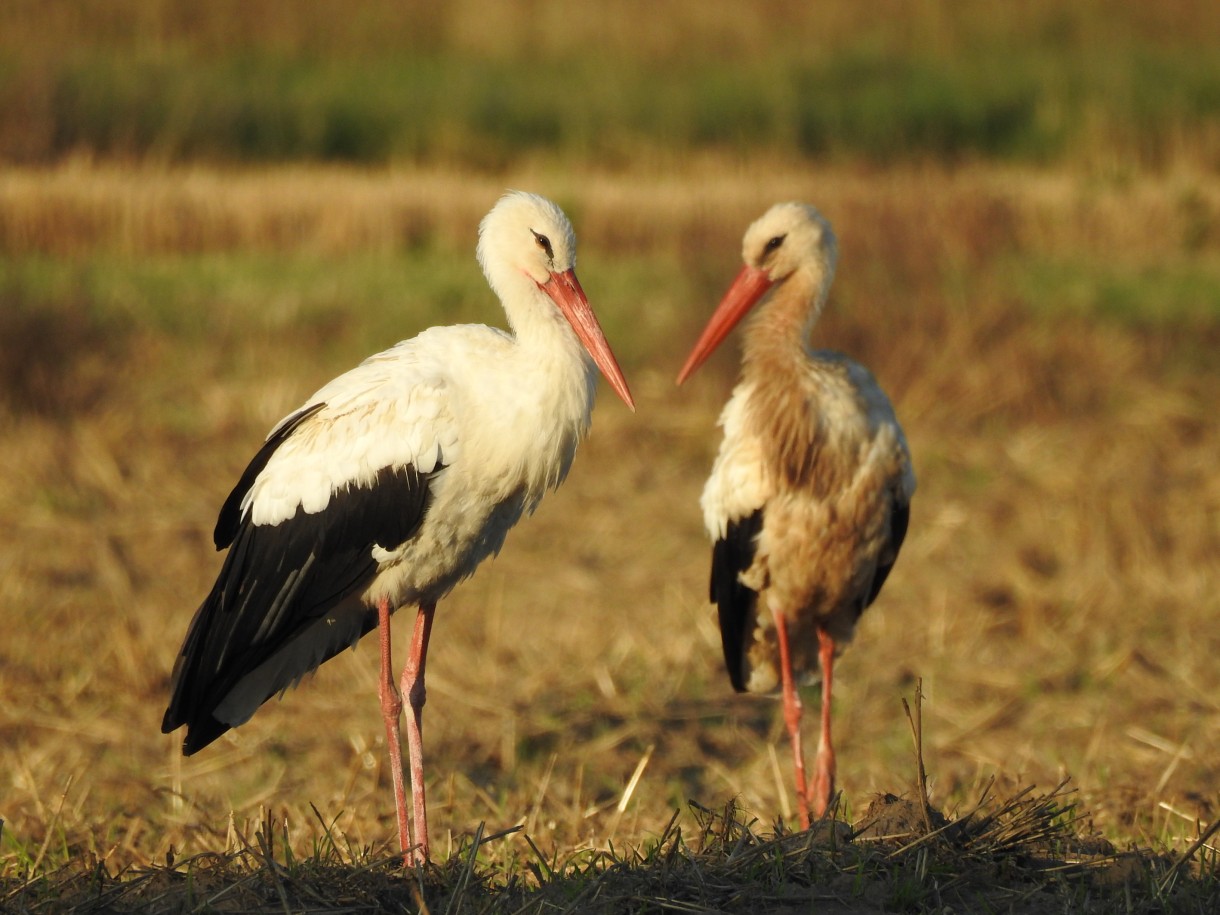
0 248 692 358
3 2 1220 167
0 249 504 356
791 47 1056 162
1012 256 1220 322
0 246 691 424
17 46 1187 165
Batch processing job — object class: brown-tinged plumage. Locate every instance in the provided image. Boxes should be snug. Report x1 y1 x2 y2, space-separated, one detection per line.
677 202 915 826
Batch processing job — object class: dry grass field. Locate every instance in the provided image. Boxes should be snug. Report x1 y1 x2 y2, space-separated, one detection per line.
1 3 1219 909
1 159 1218 910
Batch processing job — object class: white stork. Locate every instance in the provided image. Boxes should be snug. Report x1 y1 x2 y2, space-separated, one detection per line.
676 203 914 827
162 191 635 865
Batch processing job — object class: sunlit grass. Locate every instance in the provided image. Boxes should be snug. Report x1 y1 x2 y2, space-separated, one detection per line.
1 161 1217 910
0 251 481 343
0 247 686 384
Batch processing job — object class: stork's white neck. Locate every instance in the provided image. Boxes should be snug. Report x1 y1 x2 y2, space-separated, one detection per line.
509 282 597 427
451 289 596 506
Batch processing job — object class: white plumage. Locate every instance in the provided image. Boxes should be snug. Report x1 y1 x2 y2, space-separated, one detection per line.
163 191 634 865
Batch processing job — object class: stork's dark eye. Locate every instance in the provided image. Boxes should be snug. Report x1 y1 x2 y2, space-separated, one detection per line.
531 230 554 260
764 234 786 254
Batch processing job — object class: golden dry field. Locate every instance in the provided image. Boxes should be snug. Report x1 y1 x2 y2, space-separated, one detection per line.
1 158 1218 910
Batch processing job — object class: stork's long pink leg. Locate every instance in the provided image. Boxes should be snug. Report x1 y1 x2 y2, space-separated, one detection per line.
376 596 412 864
812 624 836 819
772 606 812 830
399 602 436 865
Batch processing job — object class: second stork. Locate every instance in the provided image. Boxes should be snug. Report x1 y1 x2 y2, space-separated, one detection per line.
677 202 915 827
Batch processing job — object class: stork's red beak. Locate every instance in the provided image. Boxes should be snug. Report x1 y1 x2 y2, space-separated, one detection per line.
676 264 774 385
540 268 636 411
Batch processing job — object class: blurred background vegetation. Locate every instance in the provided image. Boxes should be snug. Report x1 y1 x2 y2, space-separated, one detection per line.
2 0 1219 170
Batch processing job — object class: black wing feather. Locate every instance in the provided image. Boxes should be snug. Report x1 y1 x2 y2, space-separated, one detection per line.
863 496 910 611
711 510 764 692
213 403 325 550
163 461 434 754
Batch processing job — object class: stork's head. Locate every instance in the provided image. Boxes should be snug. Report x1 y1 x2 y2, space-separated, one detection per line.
676 202 839 385
477 191 634 411
741 202 838 288
478 191 578 292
